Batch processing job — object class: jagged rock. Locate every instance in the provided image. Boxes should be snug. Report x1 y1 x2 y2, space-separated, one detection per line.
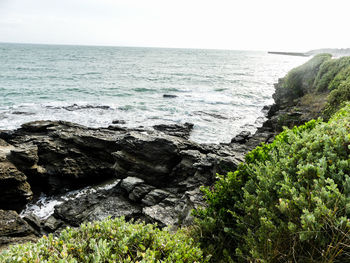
0 159 32 211
9 145 39 169
43 215 63 232
143 189 204 227
0 119 259 243
174 189 204 226
21 120 57 132
142 189 170 206
53 185 140 227
129 184 155 202
143 204 178 227
112 120 126 125
231 130 252 144
22 214 42 234
112 132 183 186
153 123 194 139
2 121 121 194
0 210 37 250
120 177 145 193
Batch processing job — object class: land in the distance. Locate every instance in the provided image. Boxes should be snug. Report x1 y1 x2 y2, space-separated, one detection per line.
268 48 350 57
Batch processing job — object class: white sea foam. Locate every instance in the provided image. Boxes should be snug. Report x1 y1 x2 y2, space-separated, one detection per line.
20 179 121 220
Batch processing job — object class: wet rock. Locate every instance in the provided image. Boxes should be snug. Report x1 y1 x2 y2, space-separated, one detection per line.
120 177 145 193
174 189 204 226
9 145 39 169
107 125 128 132
54 193 141 227
262 105 271 112
129 184 154 202
163 94 177 98
153 123 194 139
142 189 170 206
0 210 37 249
43 215 63 232
21 120 59 132
0 119 261 242
4 121 120 194
22 214 42 234
143 188 204 227
112 120 126 125
0 159 32 211
12 111 34 116
143 204 179 227
112 132 183 186
231 131 252 144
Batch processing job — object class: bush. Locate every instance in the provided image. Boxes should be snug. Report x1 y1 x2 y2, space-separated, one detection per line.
313 56 350 92
324 78 350 119
327 61 350 91
194 104 350 262
281 53 331 99
0 217 207 263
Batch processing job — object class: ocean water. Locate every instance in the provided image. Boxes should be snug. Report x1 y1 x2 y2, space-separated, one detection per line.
0 43 308 143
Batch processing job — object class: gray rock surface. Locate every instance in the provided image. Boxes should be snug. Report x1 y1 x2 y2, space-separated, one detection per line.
0 140 33 211
0 120 249 234
0 210 37 250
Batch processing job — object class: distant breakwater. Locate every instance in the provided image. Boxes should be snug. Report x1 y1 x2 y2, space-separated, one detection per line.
268 51 309 57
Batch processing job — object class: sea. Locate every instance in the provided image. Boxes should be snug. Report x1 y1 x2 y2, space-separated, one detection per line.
0 43 308 144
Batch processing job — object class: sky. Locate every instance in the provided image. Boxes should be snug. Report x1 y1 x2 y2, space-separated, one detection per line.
0 0 349 51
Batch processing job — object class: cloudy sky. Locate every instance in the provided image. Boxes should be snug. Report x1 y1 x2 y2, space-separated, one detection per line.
0 0 349 51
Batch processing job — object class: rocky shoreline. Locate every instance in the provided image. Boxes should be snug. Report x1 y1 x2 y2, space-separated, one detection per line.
0 76 311 250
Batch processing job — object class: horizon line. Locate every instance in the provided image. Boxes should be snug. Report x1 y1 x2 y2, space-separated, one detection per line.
0 41 291 53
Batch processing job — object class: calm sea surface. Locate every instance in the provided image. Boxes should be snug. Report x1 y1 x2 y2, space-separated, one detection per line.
0 43 308 143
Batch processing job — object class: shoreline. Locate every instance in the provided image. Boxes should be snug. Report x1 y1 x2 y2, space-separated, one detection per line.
0 108 280 250
0 68 317 250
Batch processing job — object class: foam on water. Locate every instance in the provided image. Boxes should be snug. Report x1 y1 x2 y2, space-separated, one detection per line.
0 43 308 143
20 179 120 220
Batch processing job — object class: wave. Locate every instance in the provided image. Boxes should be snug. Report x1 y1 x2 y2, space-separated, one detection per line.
193 111 229 120
133 88 157 93
214 88 228 92
46 103 111 111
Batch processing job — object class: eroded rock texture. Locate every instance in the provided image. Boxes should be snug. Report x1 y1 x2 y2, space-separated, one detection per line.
0 120 251 242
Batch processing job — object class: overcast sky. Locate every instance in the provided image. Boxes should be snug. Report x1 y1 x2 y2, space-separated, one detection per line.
0 0 349 51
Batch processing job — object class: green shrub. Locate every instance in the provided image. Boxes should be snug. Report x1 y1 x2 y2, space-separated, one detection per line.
195 104 350 262
313 56 350 92
327 62 350 91
281 53 331 99
0 217 207 263
324 78 350 119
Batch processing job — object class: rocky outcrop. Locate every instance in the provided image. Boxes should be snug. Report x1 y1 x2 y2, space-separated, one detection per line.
0 72 324 247
262 78 329 133
1 67 322 244
1 121 121 194
0 210 37 251
0 120 249 240
0 139 32 212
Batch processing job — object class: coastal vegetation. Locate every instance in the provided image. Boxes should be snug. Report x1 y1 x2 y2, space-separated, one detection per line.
2 54 350 262
281 53 331 99
193 54 350 262
195 105 350 262
277 53 350 120
0 217 206 262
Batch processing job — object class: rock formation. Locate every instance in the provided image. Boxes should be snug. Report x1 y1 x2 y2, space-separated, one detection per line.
0 72 321 248
0 120 251 245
